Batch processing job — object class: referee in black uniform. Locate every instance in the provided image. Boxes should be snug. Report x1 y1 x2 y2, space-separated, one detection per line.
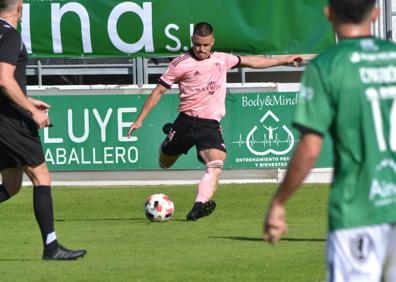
0 0 86 260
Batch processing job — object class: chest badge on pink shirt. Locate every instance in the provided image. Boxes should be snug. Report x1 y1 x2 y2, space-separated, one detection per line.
215 62 222 72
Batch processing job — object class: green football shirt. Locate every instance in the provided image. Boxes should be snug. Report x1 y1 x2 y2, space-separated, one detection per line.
294 37 396 231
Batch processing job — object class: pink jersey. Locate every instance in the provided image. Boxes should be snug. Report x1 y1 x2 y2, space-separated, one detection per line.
159 51 240 121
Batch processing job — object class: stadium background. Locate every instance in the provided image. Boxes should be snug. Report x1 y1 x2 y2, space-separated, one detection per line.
15 0 396 185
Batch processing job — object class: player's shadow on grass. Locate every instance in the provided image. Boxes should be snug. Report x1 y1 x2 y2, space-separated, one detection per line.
210 236 325 242
55 218 147 222
56 218 190 222
0 258 37 262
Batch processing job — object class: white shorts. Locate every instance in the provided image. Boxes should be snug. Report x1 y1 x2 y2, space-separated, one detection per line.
327 223 396 282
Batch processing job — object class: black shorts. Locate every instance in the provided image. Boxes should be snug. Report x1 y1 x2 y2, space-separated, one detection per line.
161 112 226 158
0 106 45 170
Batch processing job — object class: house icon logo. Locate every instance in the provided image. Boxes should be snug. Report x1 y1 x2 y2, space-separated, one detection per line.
246 110 294 156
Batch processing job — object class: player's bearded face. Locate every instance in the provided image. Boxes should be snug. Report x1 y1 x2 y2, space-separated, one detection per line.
192 34 214 60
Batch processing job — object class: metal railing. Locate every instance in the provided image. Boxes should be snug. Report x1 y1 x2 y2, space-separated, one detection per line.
26 0 392 87
26 56 307 87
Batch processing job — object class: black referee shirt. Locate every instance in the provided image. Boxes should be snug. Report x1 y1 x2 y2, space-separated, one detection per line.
0 18 27 106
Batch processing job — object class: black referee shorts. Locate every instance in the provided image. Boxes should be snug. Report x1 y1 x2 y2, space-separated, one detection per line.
161 112 227 158
0 106 45 170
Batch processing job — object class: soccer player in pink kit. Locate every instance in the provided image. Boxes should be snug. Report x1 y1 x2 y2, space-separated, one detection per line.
128 22 303 221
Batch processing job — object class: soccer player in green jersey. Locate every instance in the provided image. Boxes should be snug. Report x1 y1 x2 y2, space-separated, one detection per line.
263 0 396 280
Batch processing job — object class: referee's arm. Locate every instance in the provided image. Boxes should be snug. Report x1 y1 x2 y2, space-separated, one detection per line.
0 62 49 128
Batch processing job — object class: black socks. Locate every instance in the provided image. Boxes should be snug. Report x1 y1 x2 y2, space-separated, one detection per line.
0 184 10 203
33 185 59 253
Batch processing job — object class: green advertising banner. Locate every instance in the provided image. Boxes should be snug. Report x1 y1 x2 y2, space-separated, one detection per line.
224 92 332 169
22 0 335 58
34 92 333 170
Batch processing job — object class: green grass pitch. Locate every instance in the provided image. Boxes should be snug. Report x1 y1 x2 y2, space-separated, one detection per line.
0 183 328 282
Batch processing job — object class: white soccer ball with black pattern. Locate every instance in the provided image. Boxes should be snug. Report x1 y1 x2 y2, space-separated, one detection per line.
144 194 174 222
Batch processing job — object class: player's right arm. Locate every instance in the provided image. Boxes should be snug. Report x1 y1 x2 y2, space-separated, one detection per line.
127 84 168 137
263 132 323 243
263 60 329 244
0 62 49 128
128 54 182 137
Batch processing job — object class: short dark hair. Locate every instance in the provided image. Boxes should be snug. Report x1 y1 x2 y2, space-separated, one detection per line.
329 0 376 23
0 0 19 12
193 22 214 37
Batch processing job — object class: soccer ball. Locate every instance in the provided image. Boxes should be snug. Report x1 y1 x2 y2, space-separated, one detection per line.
144 194 174 222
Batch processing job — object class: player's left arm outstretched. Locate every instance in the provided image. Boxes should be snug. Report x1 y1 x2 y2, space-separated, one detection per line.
240 55 304 69
263 132 322 243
